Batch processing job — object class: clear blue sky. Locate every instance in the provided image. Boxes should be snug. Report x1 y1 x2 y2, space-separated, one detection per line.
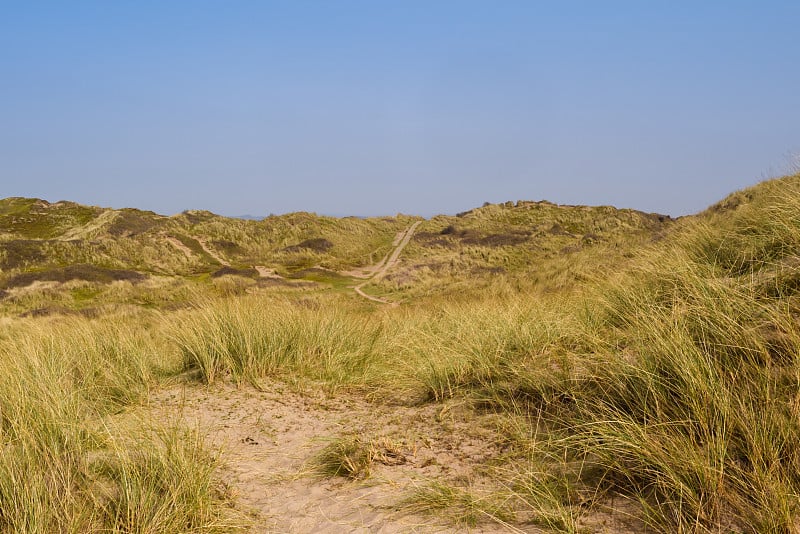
2 1 798 217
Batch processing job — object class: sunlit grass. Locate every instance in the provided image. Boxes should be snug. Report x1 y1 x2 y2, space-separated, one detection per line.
2 174 800 530
0 317 242 532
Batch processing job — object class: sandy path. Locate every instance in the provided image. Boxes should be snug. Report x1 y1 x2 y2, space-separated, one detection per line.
341 224 413 280
353 221 421 304
353 285 394 305
151 382 520 533
196 237 230 266
165 235 196 260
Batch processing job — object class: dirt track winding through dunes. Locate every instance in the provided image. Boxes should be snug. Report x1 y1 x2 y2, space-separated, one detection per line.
152 382 517 533
353 221 421 305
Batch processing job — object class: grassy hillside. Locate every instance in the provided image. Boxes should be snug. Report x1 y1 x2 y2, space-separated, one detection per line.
2 176 799 532
373 199 671 299
0 198 417 314
0 198 413 274
0 196 669 315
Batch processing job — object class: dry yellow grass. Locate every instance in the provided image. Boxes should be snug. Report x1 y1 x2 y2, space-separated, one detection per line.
2 175 800 531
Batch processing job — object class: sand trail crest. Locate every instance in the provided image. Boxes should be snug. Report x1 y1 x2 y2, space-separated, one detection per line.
352 221 421 305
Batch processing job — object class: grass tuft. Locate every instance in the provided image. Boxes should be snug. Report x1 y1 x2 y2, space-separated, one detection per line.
312 435 376 480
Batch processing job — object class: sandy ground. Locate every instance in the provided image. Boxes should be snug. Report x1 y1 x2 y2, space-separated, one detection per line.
150 381 525 533
151 223 644 532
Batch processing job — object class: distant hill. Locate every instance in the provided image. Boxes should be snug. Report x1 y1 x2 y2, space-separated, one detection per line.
370 199 674 298
0 198 415 275
0 195 674 312
226 214 265 221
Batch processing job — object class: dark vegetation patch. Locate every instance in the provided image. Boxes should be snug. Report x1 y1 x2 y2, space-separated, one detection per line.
283 238 334 253
470 266 506 275
444 227 481 241
412 231 429 240
211 240 245 255
547 223 572 236
412 232 438 240
412 232 458 249
419 226 532 248
19 306 76 318
18 306 100 319
0 239 46 269
645 212 673 224
211 266 259 279
179 210 217 225
428 238 456 248
106 210 160 237
1 264 146 289
0 289 7 299
453 226 529 246
468 233 529 247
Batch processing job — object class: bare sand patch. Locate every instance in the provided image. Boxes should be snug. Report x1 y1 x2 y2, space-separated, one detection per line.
150 382 519 533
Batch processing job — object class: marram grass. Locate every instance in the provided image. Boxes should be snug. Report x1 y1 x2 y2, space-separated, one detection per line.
0 317 243 533
2 174 800 531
